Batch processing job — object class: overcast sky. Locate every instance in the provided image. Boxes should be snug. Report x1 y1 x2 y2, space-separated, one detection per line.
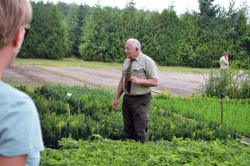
38 0 249 15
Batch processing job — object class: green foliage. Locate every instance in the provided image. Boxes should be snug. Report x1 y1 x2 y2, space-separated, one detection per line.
32 85 124 147
15 83 250 164
60 3 91 57
204 69 250 99
149 108 231 141
20 2 69 59
41 138 250 165
153 93 250 136
239 24 250 69
18 1 250 68
147 9 182 65
80 6 121 62
17 84 250 148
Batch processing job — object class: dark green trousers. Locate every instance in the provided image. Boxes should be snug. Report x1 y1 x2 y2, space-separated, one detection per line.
122 93 151 142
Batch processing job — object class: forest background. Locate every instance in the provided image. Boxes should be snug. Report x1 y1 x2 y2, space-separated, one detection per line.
20 0 250 69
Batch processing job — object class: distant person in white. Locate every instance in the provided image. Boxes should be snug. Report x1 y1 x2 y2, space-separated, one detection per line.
219 52 229 77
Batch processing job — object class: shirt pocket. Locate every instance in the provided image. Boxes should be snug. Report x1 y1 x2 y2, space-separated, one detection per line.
132 65 146 79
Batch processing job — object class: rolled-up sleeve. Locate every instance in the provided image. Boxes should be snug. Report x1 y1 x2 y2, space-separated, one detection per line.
146 59 159 80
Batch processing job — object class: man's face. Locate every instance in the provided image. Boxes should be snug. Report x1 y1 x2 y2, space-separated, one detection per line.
224 54 229 59
124 42 138 59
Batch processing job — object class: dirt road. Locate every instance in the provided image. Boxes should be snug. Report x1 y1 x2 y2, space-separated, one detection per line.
3 64 207 96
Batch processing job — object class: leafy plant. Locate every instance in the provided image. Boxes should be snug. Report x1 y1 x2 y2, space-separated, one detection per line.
204 69 250 99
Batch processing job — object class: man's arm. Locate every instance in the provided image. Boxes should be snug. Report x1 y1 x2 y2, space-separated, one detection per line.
130 58 159 87
0 156 27 166
112 77 124 110
130 76 158 87
220 57 229 65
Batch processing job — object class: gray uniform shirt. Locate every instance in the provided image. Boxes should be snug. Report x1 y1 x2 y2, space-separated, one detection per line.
122 53 159 95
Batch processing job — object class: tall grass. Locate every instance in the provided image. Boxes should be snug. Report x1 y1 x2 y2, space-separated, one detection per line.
204 69 250 99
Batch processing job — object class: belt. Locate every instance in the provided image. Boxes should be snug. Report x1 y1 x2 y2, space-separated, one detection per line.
125 92 151 98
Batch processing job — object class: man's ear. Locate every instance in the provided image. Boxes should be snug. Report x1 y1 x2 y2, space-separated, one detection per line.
12 28 22 48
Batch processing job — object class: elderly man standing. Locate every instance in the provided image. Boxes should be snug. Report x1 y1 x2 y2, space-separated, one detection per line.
0 0 44 166
112 38 159 142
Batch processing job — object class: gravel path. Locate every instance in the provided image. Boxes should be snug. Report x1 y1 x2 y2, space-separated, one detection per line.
3 64 207 96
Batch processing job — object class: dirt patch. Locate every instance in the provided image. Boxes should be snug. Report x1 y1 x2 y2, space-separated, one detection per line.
3 64 207 96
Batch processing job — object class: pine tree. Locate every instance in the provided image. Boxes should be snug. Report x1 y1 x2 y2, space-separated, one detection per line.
20 2 69 59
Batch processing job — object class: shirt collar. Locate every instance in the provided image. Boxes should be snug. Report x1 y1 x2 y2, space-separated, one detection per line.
134 52 143 61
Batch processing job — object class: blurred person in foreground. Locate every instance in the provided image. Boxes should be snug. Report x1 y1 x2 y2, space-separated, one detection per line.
0 0 44 165
112 38 159 143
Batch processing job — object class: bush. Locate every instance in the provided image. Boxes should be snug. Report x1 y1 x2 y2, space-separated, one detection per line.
230 60 242 69
41 138 250 166
18 85 246 148
204 69 250 99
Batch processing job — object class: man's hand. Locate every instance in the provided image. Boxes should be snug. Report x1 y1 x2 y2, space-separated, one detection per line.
130 76 141 84
130 76 158 87
112 99 119 111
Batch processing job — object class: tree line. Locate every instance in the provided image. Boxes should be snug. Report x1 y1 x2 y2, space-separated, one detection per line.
20 0 250 69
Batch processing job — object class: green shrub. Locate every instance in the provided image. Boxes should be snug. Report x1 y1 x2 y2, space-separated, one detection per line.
204 69 250 99
153 93 250 137
41 138 250 166
17 85 249 147
230 60 242 69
